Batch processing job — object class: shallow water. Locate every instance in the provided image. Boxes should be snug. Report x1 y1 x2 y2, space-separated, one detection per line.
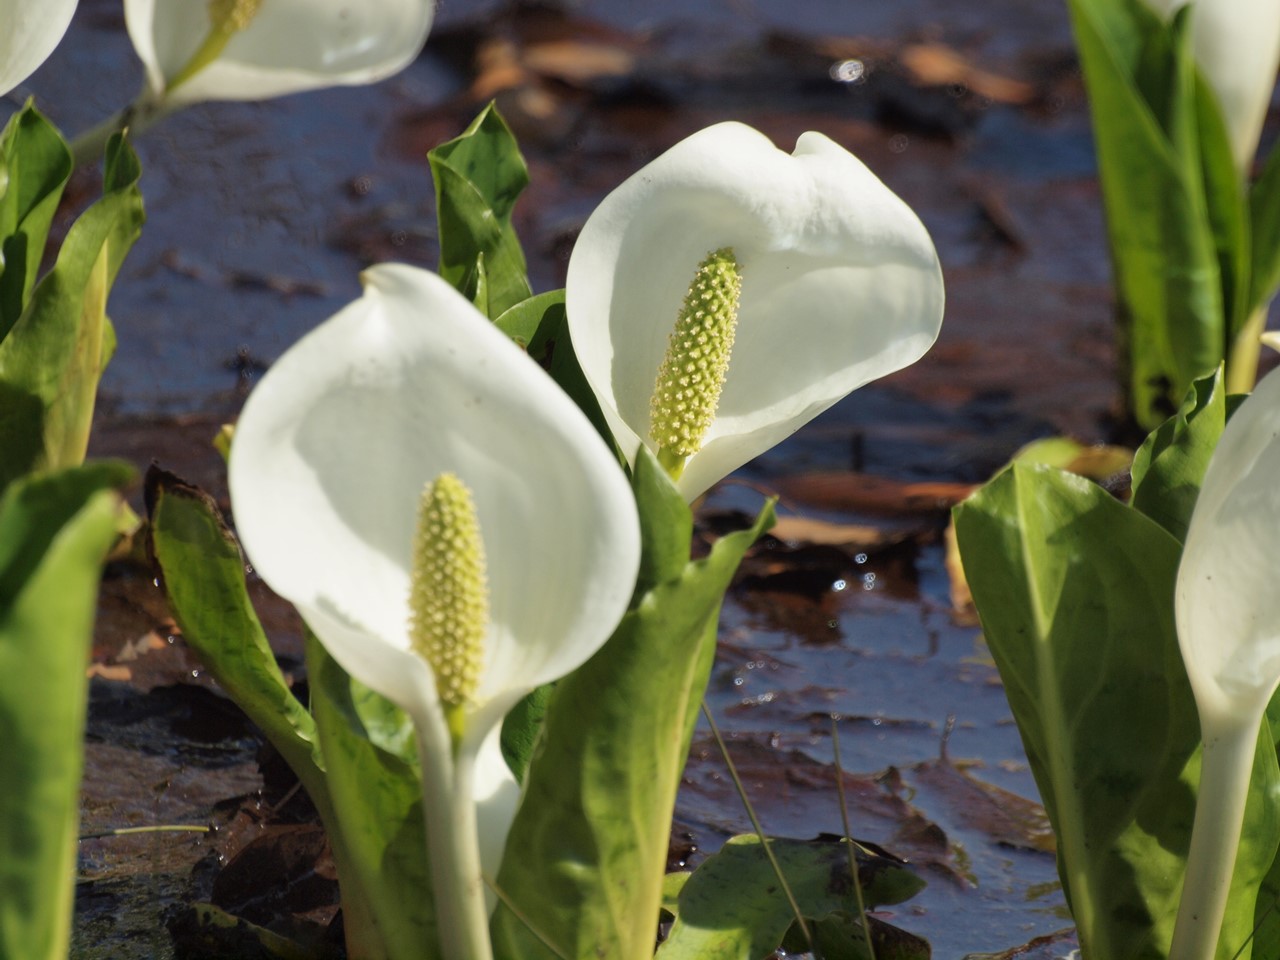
7 0 1159 956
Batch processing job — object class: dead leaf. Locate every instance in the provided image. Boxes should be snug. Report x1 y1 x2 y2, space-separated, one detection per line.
900 43 1036 105
777 471 976 515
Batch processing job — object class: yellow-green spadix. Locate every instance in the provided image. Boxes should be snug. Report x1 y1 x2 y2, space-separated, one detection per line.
124 0 434 108
567 121 944 501
227 263 640 957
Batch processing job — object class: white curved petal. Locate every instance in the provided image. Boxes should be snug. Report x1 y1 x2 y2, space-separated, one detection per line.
1176 366 1280 724
0 0 78 97
474 727 520 907
566 122 944 501
229 264 639 734
1144 0 1280 174
124 0 433 106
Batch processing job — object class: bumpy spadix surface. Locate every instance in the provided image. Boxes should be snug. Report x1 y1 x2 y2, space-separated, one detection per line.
567 121 944 501
228 264 640 753
125 0 434 105
1143 0 1280 174
649 247 742 467
409 473 489 711
1177 366 1280 722
0 0 78 97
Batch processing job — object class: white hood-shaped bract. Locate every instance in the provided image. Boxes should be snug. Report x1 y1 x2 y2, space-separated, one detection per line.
0 0 78 97
229 262 639 760
124 0 434 108
228 265 638 933
1177 365 1280 723
566 122 945 501
1144 0 1280 175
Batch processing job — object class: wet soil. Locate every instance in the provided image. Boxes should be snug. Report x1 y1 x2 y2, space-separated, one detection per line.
11 0 1244 955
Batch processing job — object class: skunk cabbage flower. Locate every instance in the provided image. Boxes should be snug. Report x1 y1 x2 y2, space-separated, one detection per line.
566 121 944 501
1144 0 1280 175
0 0 78 97
1169 366 1280 960
123 0 434 109
228 263 640 958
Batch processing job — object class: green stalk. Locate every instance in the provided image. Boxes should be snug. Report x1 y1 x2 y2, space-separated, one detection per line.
417 723 493 960
1226 303 1269 395
1169 715 1258 960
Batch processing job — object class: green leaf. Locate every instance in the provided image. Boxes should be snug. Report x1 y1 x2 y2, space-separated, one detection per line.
1249 140 1280 311
657 835 925 960
796 913 931 960
145 467 326 794
490 451 775 960
429 104 531 318
309 634 438 960
1130 366 1228 541
0 133 145 488
0 104 73 338
954 463 1279 960
1067 0 1226 428
0 462 132 960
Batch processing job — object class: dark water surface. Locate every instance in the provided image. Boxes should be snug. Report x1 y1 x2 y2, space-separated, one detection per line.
8 0 1130 956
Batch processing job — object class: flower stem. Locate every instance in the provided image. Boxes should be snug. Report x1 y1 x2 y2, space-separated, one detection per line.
417 725 494 960
68 95 169 170
1226 303 1269 395
1169 716 1257 960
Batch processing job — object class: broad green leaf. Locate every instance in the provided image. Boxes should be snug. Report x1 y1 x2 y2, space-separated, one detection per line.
954 464 1278 960
1249 141 1280 311
1067 0 1225 428
148 467 418 958
0 462 132 960
1130 366 1227 541
309 634 437 960
429 104 531 318
145 467 326 793
490 451 775 960
0 133 144 489
657 835 925 960
797 913 931 960
0 104 73 336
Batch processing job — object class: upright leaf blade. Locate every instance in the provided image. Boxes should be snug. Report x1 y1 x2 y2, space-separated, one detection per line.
955 464 1278 960
1130 366 1228 541
491 453 774 960
0 133 144 488
0 463 131 960
429 105 531 317
0 104 73 337
1067 0 1225 427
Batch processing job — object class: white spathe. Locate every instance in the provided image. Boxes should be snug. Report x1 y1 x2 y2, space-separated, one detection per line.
0 0 78 97
1144 0 1280 174
1176 365 1280 723
227 264 640 940
124 0 433 107
566 121 945 501
1169 365 1280 960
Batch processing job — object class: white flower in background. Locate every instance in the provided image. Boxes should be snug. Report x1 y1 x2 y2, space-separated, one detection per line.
1169 365 1280 960
0 0 78 98
124 0 434 109
228 263 640 958
566 121 944 501
1144 0 1280 175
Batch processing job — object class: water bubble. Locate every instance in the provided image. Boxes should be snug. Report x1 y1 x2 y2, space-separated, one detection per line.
829 59 865 84
862 571 876 591
833 578 848 592
854 552 868 565
889 134 910 154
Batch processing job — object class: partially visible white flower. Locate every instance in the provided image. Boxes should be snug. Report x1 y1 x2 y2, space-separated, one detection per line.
229 263 640 957
1144 0 1280 175
566 121 944 501
0 0 78 98
124 0 434 109
1169 365 1280 960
